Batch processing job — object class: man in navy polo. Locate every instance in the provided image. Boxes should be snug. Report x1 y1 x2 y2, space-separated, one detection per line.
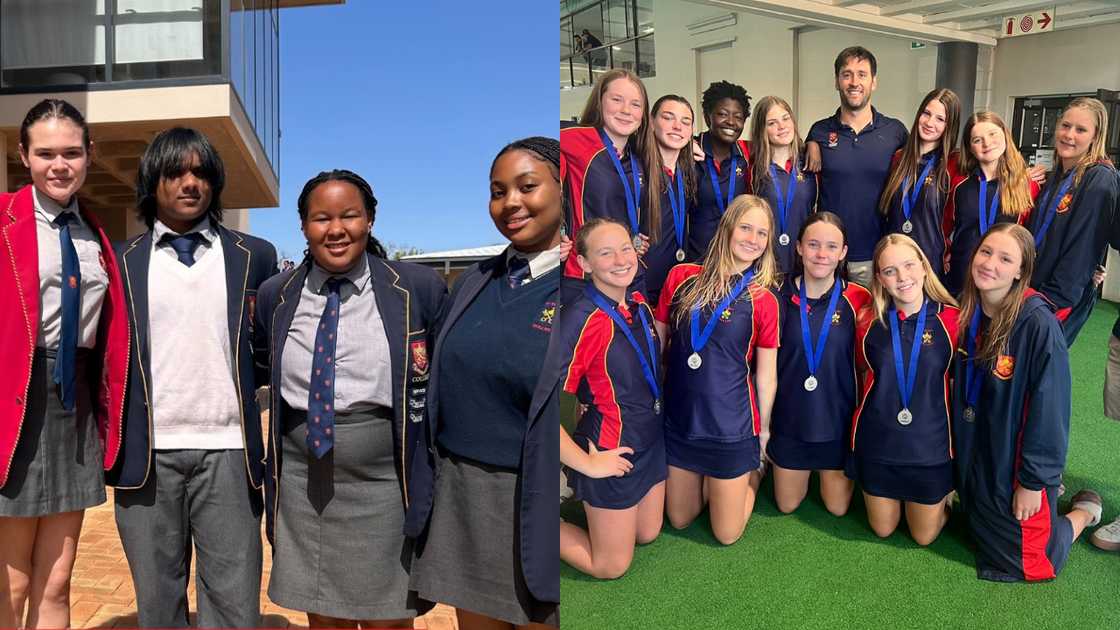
807 46 908 286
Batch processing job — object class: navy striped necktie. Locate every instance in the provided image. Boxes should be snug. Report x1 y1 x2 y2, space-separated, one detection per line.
52 212 80 411
307 277 344 458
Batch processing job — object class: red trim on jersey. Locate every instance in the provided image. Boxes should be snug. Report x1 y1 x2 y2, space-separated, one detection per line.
850 307 877 451
653 263 701 323
562 310 625 449
561 126 608 280
1019 486 1058 581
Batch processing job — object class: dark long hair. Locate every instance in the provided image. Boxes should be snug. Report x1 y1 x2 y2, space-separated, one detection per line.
792 210 849 282
650 94 699 217
297 169 387 259
878 88 960 214
20 98 91 150
136 127 225 228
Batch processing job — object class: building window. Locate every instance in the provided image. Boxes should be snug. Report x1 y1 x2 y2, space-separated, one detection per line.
561 0 654 90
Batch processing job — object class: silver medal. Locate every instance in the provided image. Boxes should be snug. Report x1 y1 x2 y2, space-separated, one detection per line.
675 248 686 262
902 220 913 234
778 233 790 246
687 352 702 370
632 235 643 249
804 375 818 391
963 407 975 422
897 408 913 425
653 399 662 415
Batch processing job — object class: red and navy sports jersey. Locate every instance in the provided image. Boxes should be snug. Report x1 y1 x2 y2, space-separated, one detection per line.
644 167 691 306
1027 161 1120 323
951 291 1070 581
754 160 819 275
882 149 963 283
654 264 779 442
807 107 908 261
559 290 662 451
851 300 960 466
773 277 871 444
686 133 751 260
560 125 649 283
942 172 1037 296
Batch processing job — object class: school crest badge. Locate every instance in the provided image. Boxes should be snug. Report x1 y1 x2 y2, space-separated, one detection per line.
68 275 78 289
247 295 256 325
1056 193 1072 214
797 172 805 182
410 340 429 375
921 330 933 345
832 311 842 326
993 354 1015 380
736 166 744 177
720 307 733 321
924 175 934 185
533 301 557 333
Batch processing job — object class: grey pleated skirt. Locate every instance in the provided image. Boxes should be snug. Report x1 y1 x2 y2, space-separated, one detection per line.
410 452 559 627
0 348 106 517
267 405 427 620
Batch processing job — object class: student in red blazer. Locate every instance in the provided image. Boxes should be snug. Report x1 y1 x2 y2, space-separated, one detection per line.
0 99 128 628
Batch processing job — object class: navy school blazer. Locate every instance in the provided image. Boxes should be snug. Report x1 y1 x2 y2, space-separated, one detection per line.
404 252 561 605
255 252 446 544
108 224 278 489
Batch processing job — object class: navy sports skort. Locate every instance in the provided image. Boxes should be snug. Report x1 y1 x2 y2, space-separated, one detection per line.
845 457 952 505
665 430 759 480
567 434 666 509
766 433 846 471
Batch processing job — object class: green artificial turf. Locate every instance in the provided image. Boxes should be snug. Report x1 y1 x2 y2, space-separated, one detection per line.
561 301 1120 630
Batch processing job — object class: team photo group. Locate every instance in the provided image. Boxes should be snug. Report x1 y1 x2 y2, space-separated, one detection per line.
558 45 1120 585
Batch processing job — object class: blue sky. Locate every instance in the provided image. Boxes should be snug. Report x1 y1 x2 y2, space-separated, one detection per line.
250 1 557 261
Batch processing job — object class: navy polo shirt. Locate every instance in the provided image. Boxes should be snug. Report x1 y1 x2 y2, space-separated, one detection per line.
944 174 1027 295
851 300 959 466
644 168 691 306
807 108 908 261
654 264 780 443
755 161 819 274
883 149 950 281
560 288 662 451
772 277 871 444
687 133 751 260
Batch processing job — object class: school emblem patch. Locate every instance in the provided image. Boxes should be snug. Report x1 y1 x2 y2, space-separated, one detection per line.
924 175 934 186
993 354 1015 380
832 311 842 326
827 132 839 147
921 330 933 346
720 307 733 321
797 172 805 182
1056 193 1073 214
68 275 78 289
736 166 744 177
410 340 429 375
247 295 256 325
533 301 557 333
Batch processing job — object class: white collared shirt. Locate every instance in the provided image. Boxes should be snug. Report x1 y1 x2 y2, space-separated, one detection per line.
33 187 108 350
151 218 218 263
507 243 562 283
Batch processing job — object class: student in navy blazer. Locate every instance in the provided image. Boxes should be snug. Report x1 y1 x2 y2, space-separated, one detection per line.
255 170 445 627
110 128 277 628
407 138 561 628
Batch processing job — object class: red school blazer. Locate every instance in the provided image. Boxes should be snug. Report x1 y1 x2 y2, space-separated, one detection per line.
0 185 129 488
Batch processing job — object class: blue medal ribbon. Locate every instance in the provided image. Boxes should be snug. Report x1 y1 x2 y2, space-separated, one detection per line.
901 154 939 224
769 162 799 241
599 128 643 238
690 268 755 357
586 286 661 408
1033 169 1075 247
703 135 738 213
663 168 686 252
976 170 1001 235
963 308 983 411
888 298 928 412
798 277 843 380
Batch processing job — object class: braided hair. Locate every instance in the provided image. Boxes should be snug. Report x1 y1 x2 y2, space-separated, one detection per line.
297 169 388 260
490 136 560 182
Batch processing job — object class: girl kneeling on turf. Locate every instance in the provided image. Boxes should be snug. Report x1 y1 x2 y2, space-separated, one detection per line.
559 218 666 579
848 233 959 545
769 212 870 515
952 223 1102 582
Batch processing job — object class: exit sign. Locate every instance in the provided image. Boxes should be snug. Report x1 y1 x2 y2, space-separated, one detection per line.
1003 8 1055 37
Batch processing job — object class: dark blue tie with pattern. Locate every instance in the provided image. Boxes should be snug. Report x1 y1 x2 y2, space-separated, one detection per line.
306 278 343 458
53 212 80 411
160 232 205 267
508 255 531 288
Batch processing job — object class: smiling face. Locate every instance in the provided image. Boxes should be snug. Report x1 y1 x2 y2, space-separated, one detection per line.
971 230 1022 295
1054 106 1097 166
600 77 644 142
764 103 795 149
835 57 876 111
796 221 847 281
877 243 926 309
489 149 562 253
301 180 372 274
578 222 637 296
706 97 746 146
153 152 213 232
652 99 693 152
728 204 770 268
19 118 90 206
969 120 1006 166
917 98 948 145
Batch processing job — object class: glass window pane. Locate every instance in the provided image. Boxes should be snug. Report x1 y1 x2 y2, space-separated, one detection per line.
561 17 574 59
112 0 220 80
611 39 636 75
604 0 630 42
1 0 106 87
637 33 655 78
636 0 654 37
572 5 603 53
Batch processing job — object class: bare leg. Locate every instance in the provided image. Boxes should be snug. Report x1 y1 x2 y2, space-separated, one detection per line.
635 481 666 545
24 510 83 629
707 470 762 546
664 466 703 530
819 470 854 516
863 492 902 538
771 465 810 514
904 498 950 546
560 503 639 579
0 516 38 628
1066 508 1095 541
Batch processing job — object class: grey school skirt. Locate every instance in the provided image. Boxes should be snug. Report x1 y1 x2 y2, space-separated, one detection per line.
267 405 427 620
0 348 106 517
410 452 559 627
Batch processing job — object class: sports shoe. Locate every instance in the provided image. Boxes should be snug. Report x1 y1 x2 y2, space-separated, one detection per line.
1070 489 1103 527
1091 516 1120 552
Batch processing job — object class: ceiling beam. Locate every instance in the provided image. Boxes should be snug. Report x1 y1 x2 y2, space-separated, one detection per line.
924 0 1057 25
880 0 957 18
701 0 996 45
1053 11 1120 31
